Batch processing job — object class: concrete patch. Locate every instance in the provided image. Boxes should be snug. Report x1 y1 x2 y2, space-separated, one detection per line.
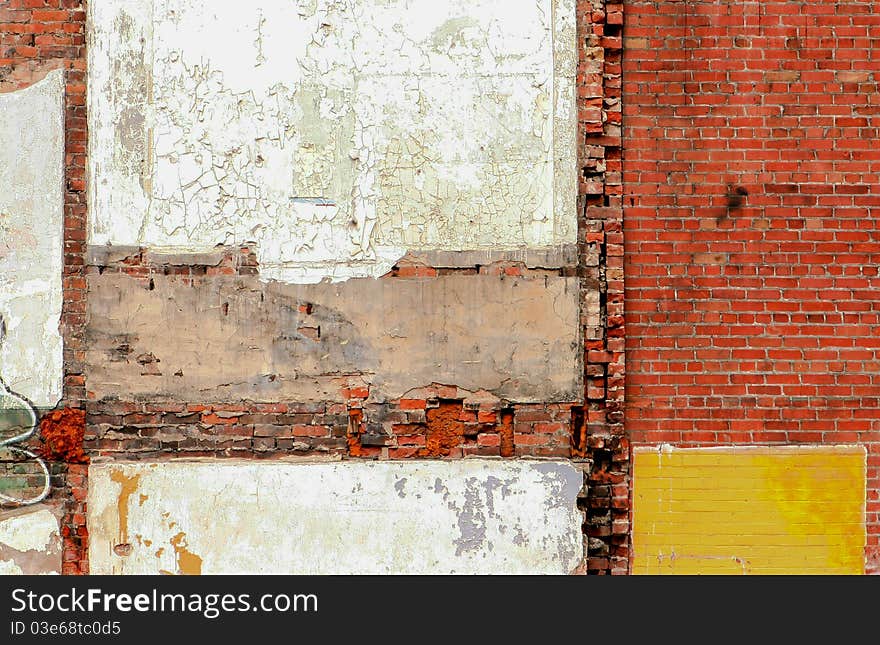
87 459 583 574
84 273 582 403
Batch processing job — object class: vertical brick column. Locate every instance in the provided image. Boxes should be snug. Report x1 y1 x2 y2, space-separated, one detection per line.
574 0 628 575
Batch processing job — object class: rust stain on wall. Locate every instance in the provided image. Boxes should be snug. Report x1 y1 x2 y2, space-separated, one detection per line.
347 408 364 457
421 401 465 457
39 408 88 464
499 410 515 458
109 469 140 546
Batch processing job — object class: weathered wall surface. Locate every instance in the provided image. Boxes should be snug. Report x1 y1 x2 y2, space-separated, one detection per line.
75 0 592 576
2 0 612 576
88 0 577 283
84 273 581 404
88 459 583 574
0 70 65 409
0 506 63 575
632 446 866 574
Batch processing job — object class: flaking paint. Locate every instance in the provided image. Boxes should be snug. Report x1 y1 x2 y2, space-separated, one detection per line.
0 70 64 408
87 0 577 283
87 459 583 574
0 507 62 575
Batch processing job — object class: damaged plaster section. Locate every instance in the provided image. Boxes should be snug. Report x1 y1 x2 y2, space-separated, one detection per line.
84 273 582 403
87 459 583 574
87 0 577 283
0 70 64 408
0 507 62 575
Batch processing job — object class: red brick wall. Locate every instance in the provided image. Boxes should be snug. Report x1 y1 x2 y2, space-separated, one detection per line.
1 0 88 574
624 0 880 572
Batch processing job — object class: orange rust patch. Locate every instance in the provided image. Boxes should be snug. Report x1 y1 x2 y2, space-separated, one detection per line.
499 410 515 458
570 406 587 458
39 408 88 463
347 408 364 457
419 401 464 457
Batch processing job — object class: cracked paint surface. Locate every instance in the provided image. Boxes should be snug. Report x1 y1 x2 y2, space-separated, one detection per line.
87 459 583 574
87 0 577 283
0 71 64 408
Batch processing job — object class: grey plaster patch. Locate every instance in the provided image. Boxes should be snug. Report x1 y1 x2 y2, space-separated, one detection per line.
453 477 488 556
531 461 583 510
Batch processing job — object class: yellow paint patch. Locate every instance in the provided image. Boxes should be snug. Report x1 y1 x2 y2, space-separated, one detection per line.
169 532 202 576
632 445 866 575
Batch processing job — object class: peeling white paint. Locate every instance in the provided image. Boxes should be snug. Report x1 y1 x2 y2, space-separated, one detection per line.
88 0 577 283
0 559 24 575
0 508 58 552
88 459 584 574
0 70 64 408
0 507 62 575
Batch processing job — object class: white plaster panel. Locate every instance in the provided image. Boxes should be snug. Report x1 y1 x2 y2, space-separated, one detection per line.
0 71 65 408
87 0 577 283
88 459 584 574
0 507 62 575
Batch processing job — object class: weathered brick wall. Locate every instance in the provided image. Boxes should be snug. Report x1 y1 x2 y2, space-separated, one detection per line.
4 0 623 575
624 0 880 572
1 0 87 575
574 0 628 575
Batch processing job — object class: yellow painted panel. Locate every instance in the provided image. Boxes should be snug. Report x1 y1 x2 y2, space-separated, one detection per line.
632 445 866 575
